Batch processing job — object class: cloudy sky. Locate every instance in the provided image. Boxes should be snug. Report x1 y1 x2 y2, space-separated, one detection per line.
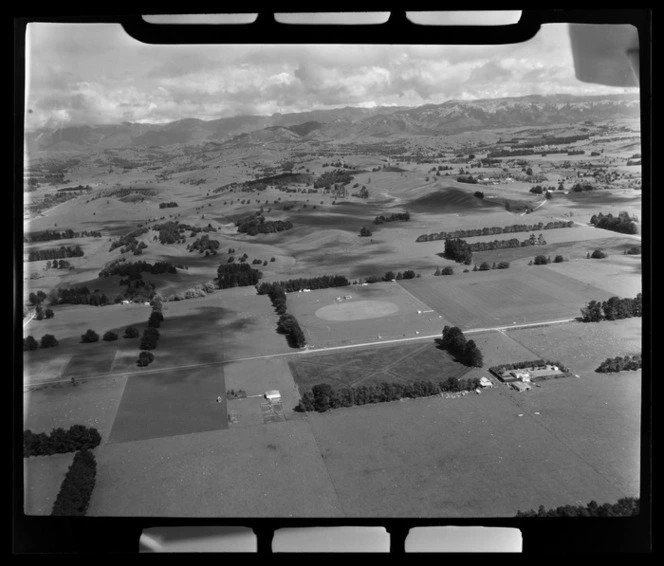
25 21 637 130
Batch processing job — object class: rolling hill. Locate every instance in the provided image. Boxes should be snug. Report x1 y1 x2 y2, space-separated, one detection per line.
25 93 640 154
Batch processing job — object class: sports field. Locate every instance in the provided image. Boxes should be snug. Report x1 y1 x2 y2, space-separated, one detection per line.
286 282 448 348
289 341 470 390
108 365 227 444
398 267 614 329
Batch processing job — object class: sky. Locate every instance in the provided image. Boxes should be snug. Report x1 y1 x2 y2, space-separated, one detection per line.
24 20 637 130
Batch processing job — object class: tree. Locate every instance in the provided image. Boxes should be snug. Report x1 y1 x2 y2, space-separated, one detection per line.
434 267 441 276
554 255 564 263
44 308 54 319
359 226 372 237
137 351 155 367
581 300 603 322
591 249 607 259
35 305 44 320
312 383 333 413
123 326 139 338
24 336 39 351
148 311 164 328
40 334 58 348
383 271 395 281
103 331 118 341
464 340 484 367
497 261 510 269
478 262 491 271
80 329 99 343
533 255 548 265
441 266 454 275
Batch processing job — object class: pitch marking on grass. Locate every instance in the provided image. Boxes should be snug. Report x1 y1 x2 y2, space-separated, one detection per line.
315 300 399 321
23 318 576 389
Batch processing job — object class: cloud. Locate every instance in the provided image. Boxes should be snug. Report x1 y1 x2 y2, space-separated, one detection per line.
24 22 638 129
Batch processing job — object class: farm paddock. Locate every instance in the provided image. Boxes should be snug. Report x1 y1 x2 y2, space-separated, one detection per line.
289 341 471 391
398 267 614 329
286 282 449 348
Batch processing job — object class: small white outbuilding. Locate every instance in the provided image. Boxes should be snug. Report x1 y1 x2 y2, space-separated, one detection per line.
265 390 281 403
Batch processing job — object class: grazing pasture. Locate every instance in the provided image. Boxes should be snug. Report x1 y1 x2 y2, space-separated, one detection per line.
24 375 128 443
289 341 470 390
505 318 642 375
108 365 227 444
88 422 345 517
286 282 447 348
306 365 640 516
398 267 613 329
23 452 76 515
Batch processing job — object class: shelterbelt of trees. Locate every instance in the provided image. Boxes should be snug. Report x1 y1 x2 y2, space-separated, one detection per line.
596 354 641 373
373 211 410 224
443 234 547 264
24 425 101 457
216 263 262 289
416 220 574 242
263 282 307 348
27 245 84 262
235 212 294 235
516 497 639 517
98 259 177 279
256 275 350 295
590 211 638 234
580 293 642 322
295 376 482 413
24 229 102 243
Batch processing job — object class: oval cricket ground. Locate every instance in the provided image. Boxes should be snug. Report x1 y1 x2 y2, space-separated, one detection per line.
315 300 399 322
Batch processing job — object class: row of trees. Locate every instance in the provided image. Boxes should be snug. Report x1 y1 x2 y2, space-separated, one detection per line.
516 497 639 517
590 211 638 234
580 294 642 322
109 227 149 252
434 266 455 276
364 270 417 284
295 376 482 413
27 245 84 262
468 234 547 252
489 360 570 376
235 213 294 236
439 326 483 367
469 261 510 271
24 425 101 457
456 175 478 184
596 354 642 373
51 449 97 516
46 259 73 270
24 229 101 243
52 287 111 306
23 334 58 350
98 260 177 279
256 274 350 295
373 211 411 224
531 254 565 265
217 263 262 289
416 220 574 243
159 201 178 208
263 284 307 348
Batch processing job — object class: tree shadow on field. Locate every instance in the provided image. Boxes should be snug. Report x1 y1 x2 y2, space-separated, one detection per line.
433 338 465 365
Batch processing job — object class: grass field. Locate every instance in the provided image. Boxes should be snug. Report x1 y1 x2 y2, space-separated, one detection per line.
23 375 128 443
289 341 470 390
88 422 345 517
23 453 76 516
398 267 614 329
505 318 642 374
286 282 447 348
306 367 640 516
108 365 227 444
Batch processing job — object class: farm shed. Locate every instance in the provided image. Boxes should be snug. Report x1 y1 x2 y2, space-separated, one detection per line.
511 382 531 392
264 390 281 403
479 377 493 388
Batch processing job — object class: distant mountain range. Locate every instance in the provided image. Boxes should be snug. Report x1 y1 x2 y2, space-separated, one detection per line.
25 93 640 153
